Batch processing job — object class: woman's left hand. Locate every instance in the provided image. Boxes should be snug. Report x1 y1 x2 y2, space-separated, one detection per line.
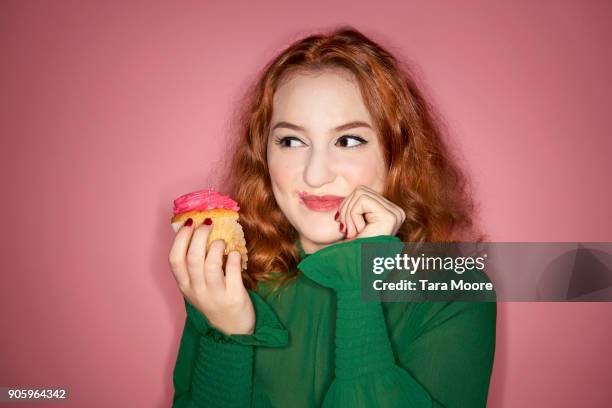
334 185 406 241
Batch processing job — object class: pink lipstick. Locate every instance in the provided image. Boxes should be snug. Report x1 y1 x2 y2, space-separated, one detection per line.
298 191 344 212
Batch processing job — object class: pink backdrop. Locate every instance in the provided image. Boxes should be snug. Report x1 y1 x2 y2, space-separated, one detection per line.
1 1 611 406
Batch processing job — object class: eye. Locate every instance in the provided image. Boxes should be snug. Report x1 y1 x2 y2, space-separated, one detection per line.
274 136 306 148
336 135 368 149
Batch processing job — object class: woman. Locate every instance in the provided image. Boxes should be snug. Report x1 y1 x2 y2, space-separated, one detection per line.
169 26 496 407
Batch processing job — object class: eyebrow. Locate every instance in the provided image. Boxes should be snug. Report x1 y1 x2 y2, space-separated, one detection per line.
271 120 372 132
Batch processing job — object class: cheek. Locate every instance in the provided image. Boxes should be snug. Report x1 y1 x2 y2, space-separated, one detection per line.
336 153 387 190
268 150 289 187
269 158 298 191
268 152 304 206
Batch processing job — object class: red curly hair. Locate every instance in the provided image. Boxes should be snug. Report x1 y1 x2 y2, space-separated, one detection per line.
214 26 487 293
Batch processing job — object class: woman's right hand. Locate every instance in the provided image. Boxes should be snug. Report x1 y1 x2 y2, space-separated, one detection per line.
168 218 255 336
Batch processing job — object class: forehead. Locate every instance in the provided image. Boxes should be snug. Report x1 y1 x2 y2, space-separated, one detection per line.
271 69 373 128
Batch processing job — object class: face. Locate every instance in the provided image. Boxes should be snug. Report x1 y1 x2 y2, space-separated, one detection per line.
266 69 388 254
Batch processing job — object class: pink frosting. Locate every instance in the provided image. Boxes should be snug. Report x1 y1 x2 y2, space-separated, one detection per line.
173 188 240 215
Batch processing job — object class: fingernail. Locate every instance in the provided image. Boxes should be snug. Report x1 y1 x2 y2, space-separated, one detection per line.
334 211 339 220
184 218 193 227
339 222 344 232
203 218 212 225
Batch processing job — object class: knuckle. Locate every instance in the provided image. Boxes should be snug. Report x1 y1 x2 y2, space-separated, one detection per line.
168 255 181 269
186 248 202 264
208 241 225 255
177 282 190 293
385 211 397 222
393 211 401 222
362 194 375 202
204 259 223 271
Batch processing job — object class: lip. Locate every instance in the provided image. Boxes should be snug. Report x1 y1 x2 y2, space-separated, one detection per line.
298 192 344 212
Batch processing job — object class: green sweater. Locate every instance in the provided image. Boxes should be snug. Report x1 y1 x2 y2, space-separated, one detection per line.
171 235 496 407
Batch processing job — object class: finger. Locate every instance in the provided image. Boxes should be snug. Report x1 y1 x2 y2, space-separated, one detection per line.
345 196 358 239
362 186 406 222
204 239 226 292
338 190 353 237
338 190 355 236
350 207 367 237
349 193 397 234
168 219 197 290
353 186 405 228
362 192 401 225
186 222 213 290
343 187 366 238
225 251 245 294
359 185 397 208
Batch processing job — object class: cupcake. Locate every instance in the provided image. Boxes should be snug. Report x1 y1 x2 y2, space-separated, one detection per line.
171 188 248 271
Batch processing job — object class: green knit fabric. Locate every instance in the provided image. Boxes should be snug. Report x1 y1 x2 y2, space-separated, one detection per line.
172 235 497 407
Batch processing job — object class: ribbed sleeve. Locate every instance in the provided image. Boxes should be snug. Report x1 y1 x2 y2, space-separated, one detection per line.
334 290 395 379
172 289 289 407
189 335 254 407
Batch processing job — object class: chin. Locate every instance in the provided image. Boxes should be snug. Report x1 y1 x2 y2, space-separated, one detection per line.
300 226 343 246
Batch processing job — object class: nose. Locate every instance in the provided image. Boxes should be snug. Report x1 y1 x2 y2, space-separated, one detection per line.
303 146 335 187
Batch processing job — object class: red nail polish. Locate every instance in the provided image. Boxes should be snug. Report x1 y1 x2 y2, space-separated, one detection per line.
339 222 344 232
203 218 212 225
334 211 339 220
184 218 193 227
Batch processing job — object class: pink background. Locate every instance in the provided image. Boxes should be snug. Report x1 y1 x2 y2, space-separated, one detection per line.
1 1 611 407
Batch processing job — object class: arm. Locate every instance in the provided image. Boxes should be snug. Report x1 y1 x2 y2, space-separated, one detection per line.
297 235 496 407
393 299 497 407
172 289 289 408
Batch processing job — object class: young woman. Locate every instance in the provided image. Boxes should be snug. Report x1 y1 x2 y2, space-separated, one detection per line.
169 26 496 408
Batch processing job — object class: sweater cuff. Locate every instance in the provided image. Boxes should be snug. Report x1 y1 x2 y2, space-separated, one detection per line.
334 290 396 380
185 289 289 347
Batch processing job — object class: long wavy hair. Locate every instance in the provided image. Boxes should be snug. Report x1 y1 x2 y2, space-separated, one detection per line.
215 26 487 293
